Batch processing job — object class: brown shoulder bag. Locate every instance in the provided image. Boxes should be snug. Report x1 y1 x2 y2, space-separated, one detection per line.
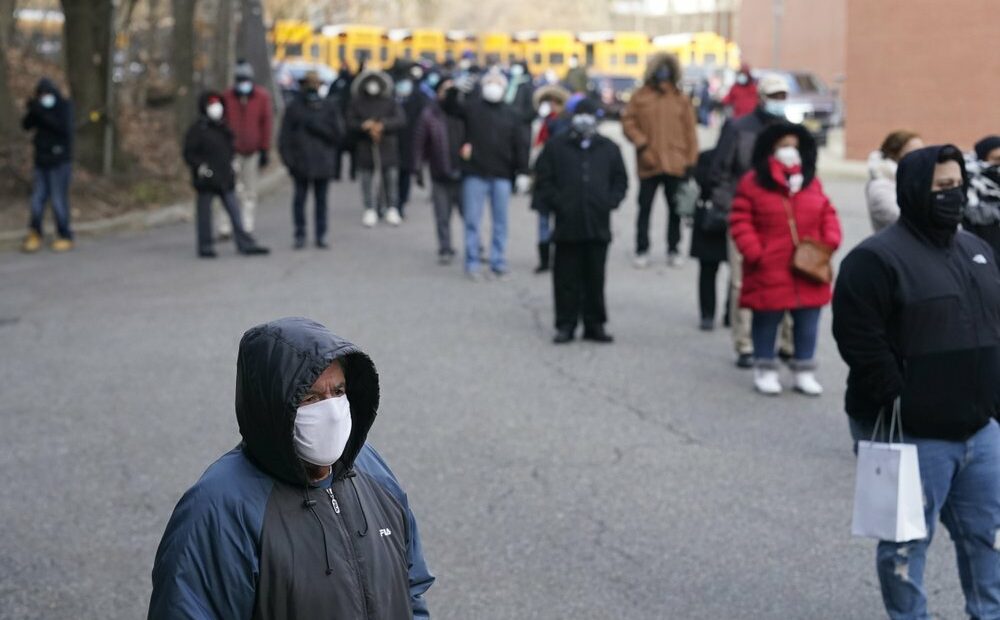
783 197 834 284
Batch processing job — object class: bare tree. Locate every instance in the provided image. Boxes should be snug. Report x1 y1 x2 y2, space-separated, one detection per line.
61 0 116 172
0 0 16 141
210 0 234 89
237 0 279 115
172 0 197 140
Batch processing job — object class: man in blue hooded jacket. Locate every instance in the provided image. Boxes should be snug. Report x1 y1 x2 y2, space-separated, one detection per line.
148 317 434 619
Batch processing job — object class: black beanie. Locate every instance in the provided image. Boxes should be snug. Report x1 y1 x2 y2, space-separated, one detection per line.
974 136 1000 161
573 97 601 116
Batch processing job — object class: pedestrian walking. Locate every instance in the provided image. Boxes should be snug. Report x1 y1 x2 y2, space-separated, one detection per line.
394 62 430 220
346 68 407 228
533 98 628 343
721 64 758 120
413 77 465 264
564 55 588 94
20 77 74 253
866 130 924 232
530 84 572 273
689 148 729 330
621 52 699 269
963 135 1000 257
444 68 531 280
833 144 1000 620
278 72 343 249
220 59 273 237
148 317 435 618
327 64 356 181
707 72 791 368
729 122 841 396
182 92 269 258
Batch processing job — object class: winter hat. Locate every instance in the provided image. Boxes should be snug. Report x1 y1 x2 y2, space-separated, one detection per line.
573 97 601 117
758 73 789 97
974 136 1000 161
564 92 586 114
234 59 255 81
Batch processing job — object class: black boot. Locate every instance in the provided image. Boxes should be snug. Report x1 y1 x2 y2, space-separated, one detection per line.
583 325 614 343
534 243 551 274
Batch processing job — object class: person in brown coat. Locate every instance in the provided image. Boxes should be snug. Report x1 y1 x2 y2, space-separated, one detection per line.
621 53 699 268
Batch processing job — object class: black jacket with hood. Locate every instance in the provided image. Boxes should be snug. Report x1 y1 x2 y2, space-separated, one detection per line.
21 78 74 168
183 92 237 193
443 87 530 180
148 317 434 619
346 70 407 170
832 145 1000 440
279 89 344 180
706 106 783 211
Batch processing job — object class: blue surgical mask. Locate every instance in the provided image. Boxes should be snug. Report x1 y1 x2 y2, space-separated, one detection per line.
236 80 253 95
763 98 787 118
510 64 524 78
395 80 414 98
426 73 441 88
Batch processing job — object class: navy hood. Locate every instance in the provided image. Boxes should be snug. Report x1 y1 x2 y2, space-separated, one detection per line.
235 317 380 486
896 144 968 243
35 77 63 99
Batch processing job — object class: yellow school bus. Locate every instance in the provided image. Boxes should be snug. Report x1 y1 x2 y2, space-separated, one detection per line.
319 24 388 72
446 30 478 63
516 30 584 76
580 31 650 79
272 19 312 61
478 31 513 66
399 29 447 63
651 31 732 70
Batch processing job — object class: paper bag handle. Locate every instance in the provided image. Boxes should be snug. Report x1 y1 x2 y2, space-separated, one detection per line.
870 398 904 444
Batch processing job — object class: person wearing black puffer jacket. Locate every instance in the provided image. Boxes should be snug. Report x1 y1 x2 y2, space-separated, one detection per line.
183 92 269 259
279 71 344 249
833 144 1000 619
533 99 628 344
21 78 74 253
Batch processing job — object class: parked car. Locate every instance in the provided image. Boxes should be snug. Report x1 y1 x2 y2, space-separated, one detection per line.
586 74 640 119
754 69 841 146
273 61 336 102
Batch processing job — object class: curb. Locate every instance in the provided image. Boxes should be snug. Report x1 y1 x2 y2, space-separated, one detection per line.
0 168 289 252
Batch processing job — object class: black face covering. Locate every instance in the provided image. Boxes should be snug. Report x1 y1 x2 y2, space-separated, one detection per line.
929 187 966 229
983 165 1000 186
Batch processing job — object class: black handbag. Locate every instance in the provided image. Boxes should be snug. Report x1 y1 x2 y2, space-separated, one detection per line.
695 200 729 234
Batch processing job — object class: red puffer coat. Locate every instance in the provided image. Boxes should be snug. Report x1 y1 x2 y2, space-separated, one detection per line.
730 163 842 311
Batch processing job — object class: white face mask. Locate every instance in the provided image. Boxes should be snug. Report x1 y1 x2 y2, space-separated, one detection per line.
206 102 224 121
293 395 353 467
236 80 253 95
39 94 57 108
538 102 552 118
364 80 381 97
482 82 504 103
774 145 801 167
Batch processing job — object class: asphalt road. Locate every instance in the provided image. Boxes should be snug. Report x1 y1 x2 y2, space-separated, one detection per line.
0 124 967 619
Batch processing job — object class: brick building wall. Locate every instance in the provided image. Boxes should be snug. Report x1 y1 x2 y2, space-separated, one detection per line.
845 0 1000 159
736 0 846 91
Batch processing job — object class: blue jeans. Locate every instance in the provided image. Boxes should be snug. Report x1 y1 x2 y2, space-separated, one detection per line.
849 417 1000 620
537 211 552 244
462 175 511 273
751 307 821 368
29 162 73 239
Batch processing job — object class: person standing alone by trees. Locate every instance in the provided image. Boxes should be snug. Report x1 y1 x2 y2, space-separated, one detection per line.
21 78 74 253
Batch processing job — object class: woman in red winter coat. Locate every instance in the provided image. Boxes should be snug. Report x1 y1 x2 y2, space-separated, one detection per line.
729 122 842 396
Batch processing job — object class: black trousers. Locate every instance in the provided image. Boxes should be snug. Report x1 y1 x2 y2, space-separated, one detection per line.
698 259 722 320
636 173 685 255
196 190 253 253
553 241 609 331
292 177 329 243
398 169 412 215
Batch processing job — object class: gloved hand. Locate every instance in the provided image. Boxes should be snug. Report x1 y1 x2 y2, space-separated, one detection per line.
454 74 476 94
259 149 269 168
414 169 425 189
515 174 531 195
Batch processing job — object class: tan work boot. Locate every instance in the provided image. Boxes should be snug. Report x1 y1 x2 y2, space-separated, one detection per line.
50 238 74 252
21 231 42 253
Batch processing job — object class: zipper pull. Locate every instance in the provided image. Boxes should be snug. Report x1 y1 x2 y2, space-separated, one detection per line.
325 488 341 514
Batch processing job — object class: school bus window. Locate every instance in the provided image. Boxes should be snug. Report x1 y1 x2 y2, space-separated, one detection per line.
420 51 436 61
381 46 388 61
338 44 346 62
285 42 303 57
355 48 371 63
533 53 542 65
549 52 564 65
624 53 638 65
404 48 412 59
508 53 516 64
310 43 320 59
486 53 500 64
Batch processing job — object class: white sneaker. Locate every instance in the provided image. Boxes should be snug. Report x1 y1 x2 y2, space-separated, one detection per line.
794 371 824 396
667 252 686 268
362 209 377 228
753 368 783 395
632 253 650 269
385 207 402 226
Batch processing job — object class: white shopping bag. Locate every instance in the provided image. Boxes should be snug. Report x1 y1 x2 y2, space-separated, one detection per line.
851 401 927 542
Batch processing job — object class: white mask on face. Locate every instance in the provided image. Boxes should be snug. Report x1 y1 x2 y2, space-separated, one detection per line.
293 395 353 467
364 80 381 97
39 94 56 108
206 102 224 121
774 145 801 167
482 82 504 103
538 102 552 118
236 80 253 95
